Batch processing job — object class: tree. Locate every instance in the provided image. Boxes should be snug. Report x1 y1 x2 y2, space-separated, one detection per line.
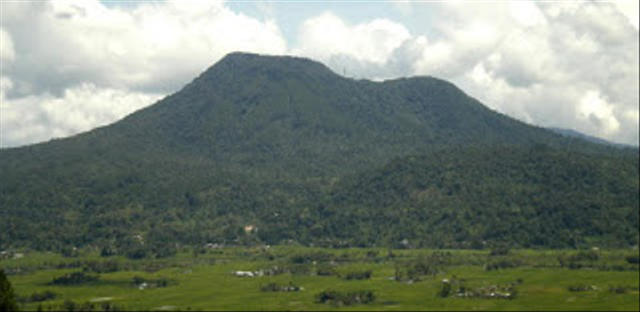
0 270 19 312
438 280 452 298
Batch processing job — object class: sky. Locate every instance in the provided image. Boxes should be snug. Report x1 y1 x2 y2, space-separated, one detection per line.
1 0 638 148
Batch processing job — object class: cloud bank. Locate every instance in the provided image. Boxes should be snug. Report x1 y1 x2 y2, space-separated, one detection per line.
1 0 638 147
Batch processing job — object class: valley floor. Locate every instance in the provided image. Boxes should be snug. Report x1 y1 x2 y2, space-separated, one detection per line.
1 246 639 311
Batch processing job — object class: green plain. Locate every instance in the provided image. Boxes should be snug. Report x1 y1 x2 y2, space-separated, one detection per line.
2 247 638 311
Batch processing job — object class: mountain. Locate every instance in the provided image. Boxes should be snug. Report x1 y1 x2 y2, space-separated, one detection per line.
1 52 637 253
548 127 635 148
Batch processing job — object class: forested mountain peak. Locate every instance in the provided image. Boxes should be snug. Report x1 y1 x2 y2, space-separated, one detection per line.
188 52 342 89
97 52 576 175
1 52 637 252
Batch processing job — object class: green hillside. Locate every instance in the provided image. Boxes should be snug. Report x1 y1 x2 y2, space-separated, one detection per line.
322 145 639 249
0 53 637 254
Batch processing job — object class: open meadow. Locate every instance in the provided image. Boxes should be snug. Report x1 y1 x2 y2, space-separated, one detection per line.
1 246 638 311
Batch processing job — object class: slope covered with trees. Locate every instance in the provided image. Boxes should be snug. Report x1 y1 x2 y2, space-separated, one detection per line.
320 145 639 248
0 53 637 254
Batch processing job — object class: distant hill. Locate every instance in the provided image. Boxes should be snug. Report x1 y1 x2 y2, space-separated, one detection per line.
1 53 637 253
548 127 636 148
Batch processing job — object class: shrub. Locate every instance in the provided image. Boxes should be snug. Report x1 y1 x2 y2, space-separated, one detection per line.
315 290 375 306
59 300 127 312
132 276 145 285
316 290 341 304
125 247 147 260
50 272 99 286
100 246 117 257
261 283 281 292
571 250 599 262
567 261 583 270
290 252 334 264
61 247 79 258
341 270 372 280
156 278 168 288
62 300 78 312
485 259 522 271
609 286 629 294
261 282 301 292
625 255 639 264
18 291 57 304
410 259 439 277
131 276 173 288
394 254 445 282
150 244 177 259
489 245 511 256
439 282 452 298
568 285 597 292
82 260 119 273
287 264 313 275
316 265 336 276
0 270 19 312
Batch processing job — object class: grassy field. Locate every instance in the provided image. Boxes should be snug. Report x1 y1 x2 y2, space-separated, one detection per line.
1 246 638 311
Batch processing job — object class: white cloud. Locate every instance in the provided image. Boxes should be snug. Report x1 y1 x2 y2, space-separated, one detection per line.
0 28 15 63
578 90 621 136
0 82 161 148
509 1 546 27
294 12 411 66
0 76 14 108
611 1 639 30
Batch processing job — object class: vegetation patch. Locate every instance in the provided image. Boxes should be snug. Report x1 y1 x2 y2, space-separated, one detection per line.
568 284 598 292
625 255 639 264
341 270 372 281
81 260 121 274
315 290 376 306
315 264 337 276
608 285 640 294
17 290 57 304
484 258 524 271
260 282 302 292
289 252 334 264
45 300 126 312
439 277 522 300
394 253 448 282
49 272 100 286
131 276 176 289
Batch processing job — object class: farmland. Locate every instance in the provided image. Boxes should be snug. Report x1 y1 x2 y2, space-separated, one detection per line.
1 246 638 311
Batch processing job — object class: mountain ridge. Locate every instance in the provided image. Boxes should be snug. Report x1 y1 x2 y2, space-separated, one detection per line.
1 52 637 252
548 127 636 148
